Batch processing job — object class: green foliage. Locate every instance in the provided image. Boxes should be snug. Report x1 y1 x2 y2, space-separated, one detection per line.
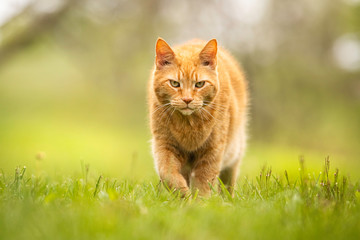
0 160 359 240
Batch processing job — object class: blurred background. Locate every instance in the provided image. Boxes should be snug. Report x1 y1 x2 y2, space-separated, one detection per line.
0 0 359 179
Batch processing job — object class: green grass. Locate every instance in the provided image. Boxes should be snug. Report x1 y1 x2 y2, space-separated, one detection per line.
1 159 359 240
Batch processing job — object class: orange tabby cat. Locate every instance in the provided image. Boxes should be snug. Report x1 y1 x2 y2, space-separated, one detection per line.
148 38 248 196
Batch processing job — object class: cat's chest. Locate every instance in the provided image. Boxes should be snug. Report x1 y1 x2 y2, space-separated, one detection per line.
170 120 212 151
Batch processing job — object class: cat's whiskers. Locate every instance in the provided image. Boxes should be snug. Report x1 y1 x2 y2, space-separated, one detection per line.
158 105 172 123
199 111 205 125
204 101 228 115
203 104 227 119
202 107 221 123
152 103 171 115
202 109 210 122
199 108 210 122
195 108 205 126
203 102 227 111
166 108 176 126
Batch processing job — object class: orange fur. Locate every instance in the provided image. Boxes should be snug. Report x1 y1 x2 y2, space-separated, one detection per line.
148 38 248 196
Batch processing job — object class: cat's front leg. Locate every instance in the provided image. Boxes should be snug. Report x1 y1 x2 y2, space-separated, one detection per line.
190 153 222 197
153 142 189 196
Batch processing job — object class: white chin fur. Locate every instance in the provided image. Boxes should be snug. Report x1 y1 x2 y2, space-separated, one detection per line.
180 109 194 115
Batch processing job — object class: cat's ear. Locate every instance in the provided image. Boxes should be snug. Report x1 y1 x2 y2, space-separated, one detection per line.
199 39 217 69
155 38 175 69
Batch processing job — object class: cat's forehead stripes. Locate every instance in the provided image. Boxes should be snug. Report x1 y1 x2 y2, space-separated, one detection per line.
190 69 198 81
177 70 184 81
176 67 199 81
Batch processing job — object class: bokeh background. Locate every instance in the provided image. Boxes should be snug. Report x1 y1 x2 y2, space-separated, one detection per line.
1 0 360 179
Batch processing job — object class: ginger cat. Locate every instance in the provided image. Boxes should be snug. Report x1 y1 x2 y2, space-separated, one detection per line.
148 38 248 196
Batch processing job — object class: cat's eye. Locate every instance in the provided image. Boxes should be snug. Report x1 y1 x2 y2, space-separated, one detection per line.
195 81 205 88
169 80 180 88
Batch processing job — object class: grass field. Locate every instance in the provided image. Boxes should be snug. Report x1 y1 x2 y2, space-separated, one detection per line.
1 158 359 240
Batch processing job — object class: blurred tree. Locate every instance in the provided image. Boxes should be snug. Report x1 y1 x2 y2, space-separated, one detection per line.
0 0 75 65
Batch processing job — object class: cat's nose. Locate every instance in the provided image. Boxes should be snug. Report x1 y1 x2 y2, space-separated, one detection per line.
182 97 193 104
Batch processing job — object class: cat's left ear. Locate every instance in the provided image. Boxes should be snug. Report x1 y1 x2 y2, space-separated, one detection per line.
199 39 217 69
155 38 175 69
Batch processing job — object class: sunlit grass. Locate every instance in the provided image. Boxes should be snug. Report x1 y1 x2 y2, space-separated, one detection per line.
0 159 359 240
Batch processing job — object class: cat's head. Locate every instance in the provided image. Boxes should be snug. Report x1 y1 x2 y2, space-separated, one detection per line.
152 38 219 116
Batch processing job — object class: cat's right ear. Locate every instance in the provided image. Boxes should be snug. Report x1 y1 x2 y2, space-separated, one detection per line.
199 39 217 70
155 38 175 69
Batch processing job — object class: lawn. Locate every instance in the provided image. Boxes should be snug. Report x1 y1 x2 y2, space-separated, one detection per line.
1 159 359 240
